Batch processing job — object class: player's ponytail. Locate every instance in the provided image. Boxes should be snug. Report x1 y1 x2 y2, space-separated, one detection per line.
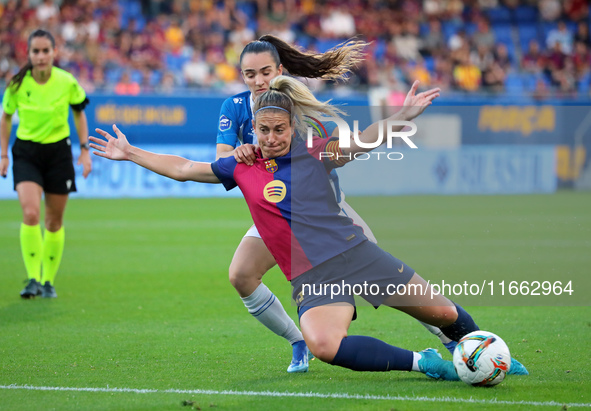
240 34 368 82
8 29 56 92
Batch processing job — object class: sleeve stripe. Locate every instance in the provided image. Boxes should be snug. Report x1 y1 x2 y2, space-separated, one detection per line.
325 140 350 167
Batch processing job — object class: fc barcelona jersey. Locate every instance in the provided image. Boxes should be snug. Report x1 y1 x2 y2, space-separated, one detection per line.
211 136 366 280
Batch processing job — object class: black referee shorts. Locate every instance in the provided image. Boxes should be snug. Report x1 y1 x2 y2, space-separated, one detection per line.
12 137 77 194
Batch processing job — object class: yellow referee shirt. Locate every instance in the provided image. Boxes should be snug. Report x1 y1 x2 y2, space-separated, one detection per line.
2 67 87 144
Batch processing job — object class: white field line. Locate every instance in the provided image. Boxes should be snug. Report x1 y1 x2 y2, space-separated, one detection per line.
1 384 590 408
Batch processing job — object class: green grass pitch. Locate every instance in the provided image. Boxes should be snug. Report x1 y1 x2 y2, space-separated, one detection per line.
0 193 590 410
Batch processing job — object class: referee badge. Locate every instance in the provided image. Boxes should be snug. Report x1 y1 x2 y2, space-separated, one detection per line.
265 159 278 173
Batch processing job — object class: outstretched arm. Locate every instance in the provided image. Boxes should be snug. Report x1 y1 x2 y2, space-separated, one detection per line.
90 124 221 184
344 81 440 155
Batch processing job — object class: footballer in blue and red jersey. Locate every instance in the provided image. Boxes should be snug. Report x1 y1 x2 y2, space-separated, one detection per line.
216 91 347 204
211 135 366 280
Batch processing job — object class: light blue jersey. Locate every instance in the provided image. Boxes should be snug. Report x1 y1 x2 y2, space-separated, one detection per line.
216 91 257 147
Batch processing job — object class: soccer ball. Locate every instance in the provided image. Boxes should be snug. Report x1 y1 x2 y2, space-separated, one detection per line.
453 331 511 386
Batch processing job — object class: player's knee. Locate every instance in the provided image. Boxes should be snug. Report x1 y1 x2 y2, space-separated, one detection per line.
229 264 259 293
22 206 40 225
45 219 63 232
435 304 459 327
305 335 341 363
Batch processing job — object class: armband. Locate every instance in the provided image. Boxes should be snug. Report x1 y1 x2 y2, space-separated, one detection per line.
70 97 90 112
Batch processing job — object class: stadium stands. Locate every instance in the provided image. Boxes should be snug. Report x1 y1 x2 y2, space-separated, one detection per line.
0 0 589 97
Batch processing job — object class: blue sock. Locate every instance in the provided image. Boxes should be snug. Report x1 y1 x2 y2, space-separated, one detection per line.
330 336 413 371
440 303 479 341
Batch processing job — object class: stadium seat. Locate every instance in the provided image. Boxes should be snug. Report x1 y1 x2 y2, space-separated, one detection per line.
578 72 591 94
464 22 477 36
442 20 462 43
419 22 430 37
165 53 189 71
315 38 343 53
505 42 519 67
521 73 537 92
492 23 513 45
130 69 143 84
105 68 124 83
505 72 525 93
132 15 146 32
423 56 435 73
514 6 538 23
486 6 512 24
517 24 539 51
236 2 257 20
151 70 163 86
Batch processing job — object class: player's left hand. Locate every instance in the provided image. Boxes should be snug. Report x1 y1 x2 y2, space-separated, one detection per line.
234 143 258 166
398 81 441 121
77 149 92 178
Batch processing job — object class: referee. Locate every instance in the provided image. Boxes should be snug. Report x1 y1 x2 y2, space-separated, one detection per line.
0 29 92 299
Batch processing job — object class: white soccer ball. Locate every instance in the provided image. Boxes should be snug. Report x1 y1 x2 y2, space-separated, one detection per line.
453 330 511 386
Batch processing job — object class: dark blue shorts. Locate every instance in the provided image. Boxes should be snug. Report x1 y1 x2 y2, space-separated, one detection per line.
291 240 415 320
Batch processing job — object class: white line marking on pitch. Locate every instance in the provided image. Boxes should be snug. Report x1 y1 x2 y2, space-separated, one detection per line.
1 385 590 408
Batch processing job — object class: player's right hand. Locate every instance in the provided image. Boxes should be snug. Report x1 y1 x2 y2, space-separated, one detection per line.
0 157 8 178
90 124 132 161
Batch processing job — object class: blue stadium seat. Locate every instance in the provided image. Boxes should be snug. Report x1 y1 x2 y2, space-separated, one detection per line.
150 70 163 86
130 69 143 84
132 15 146 32
127 0 142 18
521 73 537 92
419 22 430 37
236 2 257 20
165 53 189 71
492 23 513 45
464 22 477 36
503 42 518 67
423 56 435 73
578 72 591 94
505 72 525 93
119 14 128 30
514 6 538 23
105 68 123 83
517 24 539 51
315 38 342 53
486 6 512 24
442 20 462 42
567 21 578 35
373 39 386 61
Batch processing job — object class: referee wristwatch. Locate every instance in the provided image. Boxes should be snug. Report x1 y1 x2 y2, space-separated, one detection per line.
80 142 90 150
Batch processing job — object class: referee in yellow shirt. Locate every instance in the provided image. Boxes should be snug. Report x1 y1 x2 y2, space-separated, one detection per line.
0 29 92 298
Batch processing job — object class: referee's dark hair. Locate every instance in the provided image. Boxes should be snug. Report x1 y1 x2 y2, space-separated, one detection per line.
8 29 56 92
239 34 368 82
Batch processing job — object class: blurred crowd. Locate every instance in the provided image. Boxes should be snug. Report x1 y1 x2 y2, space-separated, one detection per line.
0 0 590 98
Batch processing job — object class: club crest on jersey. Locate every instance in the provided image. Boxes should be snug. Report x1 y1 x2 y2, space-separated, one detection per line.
265 159 278 173
219 115 232 131
263 180 286 203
